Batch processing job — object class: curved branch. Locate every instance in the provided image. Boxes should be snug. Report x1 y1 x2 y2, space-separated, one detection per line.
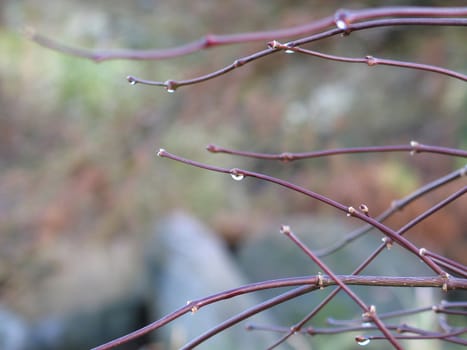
91 274 465 349
206 142 467 161
27 7 467 62
157 148 456 275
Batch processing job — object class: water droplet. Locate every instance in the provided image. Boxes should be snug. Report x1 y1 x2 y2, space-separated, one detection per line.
156 148 166 157
191 305 199 314
231 173 244 181
127 76 137 85
165 80 177 93
336 19 347 30
284 49 295 54
356 336 371 346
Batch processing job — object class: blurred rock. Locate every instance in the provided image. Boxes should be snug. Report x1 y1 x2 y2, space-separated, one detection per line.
0 306 28 350
145 211 277 349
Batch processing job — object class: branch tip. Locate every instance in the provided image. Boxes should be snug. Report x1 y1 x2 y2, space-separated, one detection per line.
280 225 291 235
156 148 167 157
127 75 137 85
205 144 218 152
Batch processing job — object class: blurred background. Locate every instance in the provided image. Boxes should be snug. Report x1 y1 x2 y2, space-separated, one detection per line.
0 1 466 349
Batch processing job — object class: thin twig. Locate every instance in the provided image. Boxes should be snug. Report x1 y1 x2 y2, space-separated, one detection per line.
207 142 467 161
27 7 467 62
157 149 446 275
280 225 402 349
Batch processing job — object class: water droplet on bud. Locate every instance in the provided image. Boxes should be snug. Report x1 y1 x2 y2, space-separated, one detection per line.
356 336 371 346
231 173 244 181
336 20 347 30
165 80 177 93
127 76 137 85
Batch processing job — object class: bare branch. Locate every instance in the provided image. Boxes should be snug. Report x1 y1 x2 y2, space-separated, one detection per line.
27 7 467 62
91 274 464 349
157 148 450 275
207 141 467 161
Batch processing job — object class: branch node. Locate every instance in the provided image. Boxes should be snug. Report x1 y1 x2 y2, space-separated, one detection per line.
317 272 324 290
290 326 300 334
334 10 352 35
410 140 420 155
186 300 199 314
233 58 246 67
164 80 178 93
355 335 371 346
441 273 451 292
203 34 216 48
362 305 376 319
267 40 281 49
359 204 370 216
365 55 377 66
279 152 294 162
229 168 245 181
381 237 393 250
346 206 356 217
284 44 296 54
305 326 315 335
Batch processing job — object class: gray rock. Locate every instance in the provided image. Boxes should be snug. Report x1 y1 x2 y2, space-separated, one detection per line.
146 211 278 349
0 306 28 350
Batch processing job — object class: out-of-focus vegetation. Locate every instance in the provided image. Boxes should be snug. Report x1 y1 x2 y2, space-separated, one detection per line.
0 1 465 349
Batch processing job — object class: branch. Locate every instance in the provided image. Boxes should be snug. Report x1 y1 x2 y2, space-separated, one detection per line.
263 185 466 348
157 148 452 275
92 274 465 349
27 7 467 91
268 41 467 81
27 7 467 62
248 323 467 346
206 141 467 161
280 225 401 349
313 165 467 257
